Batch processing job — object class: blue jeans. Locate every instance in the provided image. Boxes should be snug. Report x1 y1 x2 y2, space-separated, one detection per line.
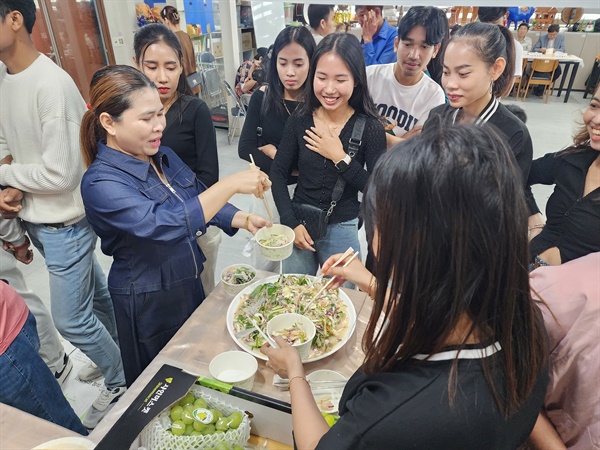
283 218 360 278
24 218 125 388
0 312 88 435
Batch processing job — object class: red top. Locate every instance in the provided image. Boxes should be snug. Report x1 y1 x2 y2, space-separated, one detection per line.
0 281 29 354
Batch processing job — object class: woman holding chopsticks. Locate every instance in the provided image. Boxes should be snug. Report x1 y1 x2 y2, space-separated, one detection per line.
262 122 548 449
80 66 271 386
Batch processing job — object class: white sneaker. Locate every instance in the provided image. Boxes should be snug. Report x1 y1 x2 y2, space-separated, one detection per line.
54 353 73 387
77 361 102 382
82 386 127 429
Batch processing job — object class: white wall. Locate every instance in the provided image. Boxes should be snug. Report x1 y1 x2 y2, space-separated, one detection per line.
103 0 138 66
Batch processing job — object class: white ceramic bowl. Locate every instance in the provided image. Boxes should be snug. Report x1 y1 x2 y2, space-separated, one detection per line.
306 369 347 414
255 224 295 261
220 264 257 296
266 313 316 360
32 437 95 450
209 351 258 390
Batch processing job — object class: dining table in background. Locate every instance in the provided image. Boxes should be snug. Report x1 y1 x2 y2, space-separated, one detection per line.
524 52 584 103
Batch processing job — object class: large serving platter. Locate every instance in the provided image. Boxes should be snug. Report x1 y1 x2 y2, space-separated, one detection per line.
226 275 357 363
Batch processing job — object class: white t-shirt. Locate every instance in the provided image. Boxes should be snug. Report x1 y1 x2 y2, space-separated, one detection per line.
366 63 445 137
513 38 523 77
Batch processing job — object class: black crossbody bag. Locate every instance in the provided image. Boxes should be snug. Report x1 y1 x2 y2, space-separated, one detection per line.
291 115 366 241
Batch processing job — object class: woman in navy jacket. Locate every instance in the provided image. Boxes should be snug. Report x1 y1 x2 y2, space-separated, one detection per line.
80 66 270 385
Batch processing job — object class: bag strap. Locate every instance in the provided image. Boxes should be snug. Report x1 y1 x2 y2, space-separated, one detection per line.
326 115 367 221
256 86 268 140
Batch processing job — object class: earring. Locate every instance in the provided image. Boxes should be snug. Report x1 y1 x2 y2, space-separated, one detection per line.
490 80 494 94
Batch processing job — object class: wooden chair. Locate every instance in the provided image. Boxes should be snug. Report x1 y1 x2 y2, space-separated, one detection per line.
513 58 529 100
522 58 559 103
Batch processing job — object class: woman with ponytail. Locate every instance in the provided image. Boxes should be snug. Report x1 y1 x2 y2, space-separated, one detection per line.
425 22 536 214
80 65 271 385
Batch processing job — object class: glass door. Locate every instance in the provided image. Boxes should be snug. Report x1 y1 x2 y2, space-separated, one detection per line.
30 0 110 100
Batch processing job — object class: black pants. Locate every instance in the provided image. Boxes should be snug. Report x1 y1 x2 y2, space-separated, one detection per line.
111 278 204 386
533 65 562 94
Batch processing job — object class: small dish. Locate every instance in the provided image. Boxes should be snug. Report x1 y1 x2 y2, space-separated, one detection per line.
209 351 258 390
255 224 294 261
307 370 346 414
221 264 256 296
266 313 316 360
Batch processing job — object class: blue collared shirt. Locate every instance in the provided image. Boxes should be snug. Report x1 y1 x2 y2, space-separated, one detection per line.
81 142 239 295
362 20 398 66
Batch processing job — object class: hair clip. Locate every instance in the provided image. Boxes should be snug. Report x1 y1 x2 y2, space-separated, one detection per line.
86 103 92 110
173 12 179 20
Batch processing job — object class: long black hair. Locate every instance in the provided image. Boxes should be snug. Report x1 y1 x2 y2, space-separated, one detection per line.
362 119 547 417
449 22 515 98
300 33 379 120
133 23 192 99
264 26 315 118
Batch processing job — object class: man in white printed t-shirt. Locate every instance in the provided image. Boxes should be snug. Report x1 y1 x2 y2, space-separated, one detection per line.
367 6 446 148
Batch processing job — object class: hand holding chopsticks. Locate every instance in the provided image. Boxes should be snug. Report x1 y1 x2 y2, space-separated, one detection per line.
303 249 359 312
249 154 274 222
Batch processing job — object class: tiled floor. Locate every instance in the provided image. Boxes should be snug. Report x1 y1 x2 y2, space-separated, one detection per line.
14 89 591 421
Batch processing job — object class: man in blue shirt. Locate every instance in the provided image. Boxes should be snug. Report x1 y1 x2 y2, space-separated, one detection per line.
356 5 397 66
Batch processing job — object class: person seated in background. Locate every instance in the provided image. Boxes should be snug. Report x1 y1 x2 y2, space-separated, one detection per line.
529 252 600 450
263 123 548 449
0 281 88 435
235 47 268 97
517 22 533 52
367 6 446 148
526 83 600 268
355 5 397 66
532 24 565 96
307 4 336 45
477 7 524 79
335 22 350 33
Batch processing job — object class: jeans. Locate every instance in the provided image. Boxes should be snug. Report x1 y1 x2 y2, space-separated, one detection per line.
24 218 125 389
110 277 204 386
0 312 88 435
0 248 66 373
283 218 360 278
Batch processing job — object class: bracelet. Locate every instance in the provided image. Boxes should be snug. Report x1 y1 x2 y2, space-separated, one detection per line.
367 276 376 299
244 214 253 232
288 376 308 388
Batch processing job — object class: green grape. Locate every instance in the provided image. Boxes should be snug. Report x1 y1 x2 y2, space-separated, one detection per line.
193 397 208 409
232 445 244 450
201 424 216 435
179 392 196 407
209 409 223 424
169 405 183 421
215 416 230 432
193 420 206 432
190 430 202 436
227 411 243 429
184 404 196 414
184 424 194 435
214 442 231 450
171 420 186 436
181 409 195 425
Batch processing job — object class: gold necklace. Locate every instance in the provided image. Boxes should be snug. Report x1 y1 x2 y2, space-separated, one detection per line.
164 94 179 113
321 108 354 131
283 99 299 116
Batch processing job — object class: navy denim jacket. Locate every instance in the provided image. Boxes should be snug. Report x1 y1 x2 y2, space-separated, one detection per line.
81 142 238 295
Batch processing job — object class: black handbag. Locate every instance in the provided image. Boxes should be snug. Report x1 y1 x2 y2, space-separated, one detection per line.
186 72 202 90
291 115 366 241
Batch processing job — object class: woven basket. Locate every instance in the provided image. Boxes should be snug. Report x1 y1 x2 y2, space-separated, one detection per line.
140 386 251 449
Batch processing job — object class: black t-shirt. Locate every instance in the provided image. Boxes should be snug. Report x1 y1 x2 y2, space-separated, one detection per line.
161 95 219 187
426 100 536 214
315 343 547 450
271 112 386 229
238 88 299 177
528 147 600 263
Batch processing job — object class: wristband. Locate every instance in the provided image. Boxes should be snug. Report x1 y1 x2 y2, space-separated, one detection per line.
367 276 376 299
288 376 308 388
244 214 253 232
